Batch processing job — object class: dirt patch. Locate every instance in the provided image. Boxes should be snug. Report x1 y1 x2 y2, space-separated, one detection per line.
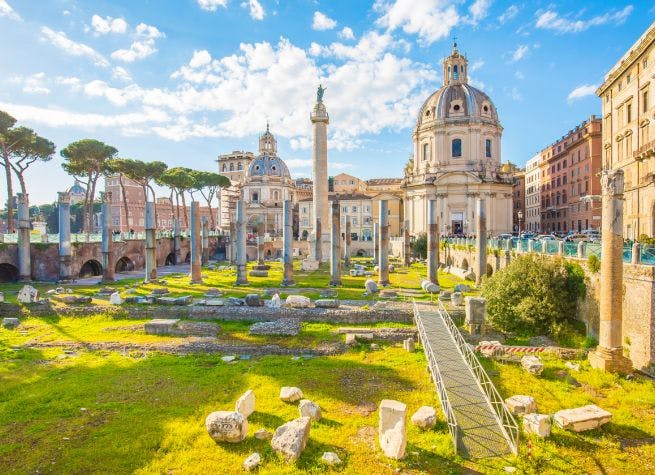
349 425 376 449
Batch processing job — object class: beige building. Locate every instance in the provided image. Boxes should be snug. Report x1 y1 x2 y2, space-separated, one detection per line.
525 153 542 233
217 150 255 229
403 43 513 236
597 20 655 239
332 173 366 193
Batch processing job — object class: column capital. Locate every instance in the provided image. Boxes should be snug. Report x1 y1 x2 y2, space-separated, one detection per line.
100 191 112 204
58 191 71 204
601 169 624 198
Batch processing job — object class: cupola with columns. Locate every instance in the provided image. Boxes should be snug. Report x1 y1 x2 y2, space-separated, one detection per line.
443 42 468 85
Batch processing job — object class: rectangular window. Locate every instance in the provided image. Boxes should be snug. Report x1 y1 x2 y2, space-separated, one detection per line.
342 206 348 213
485 139 492 158
627 103 632 123
644 91 649 112
352 206 357 212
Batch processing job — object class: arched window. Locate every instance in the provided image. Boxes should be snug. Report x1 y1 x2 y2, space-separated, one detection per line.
422 143 430 161
222 163 227 172
273 190 279 200
453 65 458 80
229 163 234 171
237 162 243 170
485 139 492 158
452 138 462 157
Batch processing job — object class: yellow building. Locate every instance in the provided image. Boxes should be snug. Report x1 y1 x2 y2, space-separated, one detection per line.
597 20 655 238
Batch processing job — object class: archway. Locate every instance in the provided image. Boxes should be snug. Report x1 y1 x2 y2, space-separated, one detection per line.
79 259 102 278
165 253 176 265
184 252 191 263
0 263 19 282
461 258 469 270
115 256 135 273
356 249 366 257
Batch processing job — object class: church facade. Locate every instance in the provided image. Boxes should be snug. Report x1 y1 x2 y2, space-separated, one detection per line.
403 44 513 236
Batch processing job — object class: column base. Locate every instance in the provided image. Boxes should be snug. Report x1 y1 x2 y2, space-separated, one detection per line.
329 279 342 287
588 346 633 374
281 279 296 286
377 280 390 286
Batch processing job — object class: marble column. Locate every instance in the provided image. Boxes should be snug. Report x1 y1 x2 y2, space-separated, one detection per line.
144 201 157 282
229 217 237 265
173 218 181 265
311 93 329 259
427 200 439 285
373 222 379 263
101 192 115 282
475 198 486 287
403 219 411 267
589 169 632 373
282 200 294 285
201 215 209 265
330 201 342 286
256 222 265 264
58 192 72 281
378 200 390 286
344 218 351 267
16 193 30 281
313 217 322 262
190 201 202 284
235 199 248 285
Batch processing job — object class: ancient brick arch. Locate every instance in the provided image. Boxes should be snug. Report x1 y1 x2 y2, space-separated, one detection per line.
0 263 19 282
79 259 102 278
115 256 135 272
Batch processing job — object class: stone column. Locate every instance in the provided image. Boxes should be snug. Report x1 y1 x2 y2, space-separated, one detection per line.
631 242 641 265
330 201 342 286
101 192 115 282
311 95 330 258
427 200 439 285
144 201 157 283
373 222 379 263
475 198 486 286
344 218 351 267
235 199 248 285
190 201 203 284
256 223 265 264
313 217 322 262
173 217 181 265
201 215 209 265
229 217 237 265
403 219 411 267
16 193 31 281
589 169 632 373
58 192 72 281
558 240 564 256
282 200 294 285
577 241 585 259
378 200 390 286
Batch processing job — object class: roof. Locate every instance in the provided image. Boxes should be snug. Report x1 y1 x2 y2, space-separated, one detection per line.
247 155 290 178
417 82 499 127
299 192 372 203
366 178 402 185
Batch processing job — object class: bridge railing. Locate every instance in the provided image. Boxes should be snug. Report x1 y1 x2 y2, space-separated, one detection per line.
434 301 519 455
412 301 461 453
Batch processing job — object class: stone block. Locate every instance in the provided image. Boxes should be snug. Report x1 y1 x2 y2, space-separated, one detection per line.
109 292 123 305
403 338 415 352
451 292 463 306
454 284 471 292
349 269 358 277
17 285 38 303
411 406 436 429
378 399 407 460
235 389 255 418
155 296 192 305
553 405 612 432
243 452 260 471
521 355 544 375
321 452 342 466
420 279 440 294
285 295 312 308
2 317 20 329
280 386 303 402
57 295 92 304
0 292 4 302
249 270 269 277
523 413 551 438
271 417 311 462
505 395 537 415
206 411 248 443
254 429 272 440
144 319 180 335
244 294 263 307
345 334 356 345
315 299 339 308
300 259 320 271
249 319 300 336
204 299 224 306
298 399 322 421
465 297 486 325
365 279 379 294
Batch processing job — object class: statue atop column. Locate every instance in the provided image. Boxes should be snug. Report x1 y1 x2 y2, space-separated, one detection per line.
317 84 326 103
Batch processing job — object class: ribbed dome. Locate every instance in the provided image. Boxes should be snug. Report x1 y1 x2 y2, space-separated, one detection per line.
68 179 85 194
417 83 499 125
247 155 290 178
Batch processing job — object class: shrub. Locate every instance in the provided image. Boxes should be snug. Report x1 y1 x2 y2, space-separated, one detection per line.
639 234 655 245
587 254 600 273
412 233 427 259
481 254 586 338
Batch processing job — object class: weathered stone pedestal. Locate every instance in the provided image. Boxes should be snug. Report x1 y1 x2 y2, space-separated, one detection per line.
282 200 295 285
378 200 390 286
427 200 439 285
190 201 203 284
101 192 115 282
144 201 157 283
58 191 72 281
17 193 31 281
329 201 341 286
235 200 248 285
475 198 486 286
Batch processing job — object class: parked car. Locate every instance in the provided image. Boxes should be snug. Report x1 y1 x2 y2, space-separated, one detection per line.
535 234 560 241
581 229 601 242
497 233 513 240
564 233 590 243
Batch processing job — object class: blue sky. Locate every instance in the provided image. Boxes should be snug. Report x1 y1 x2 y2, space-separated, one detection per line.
0 0 653 204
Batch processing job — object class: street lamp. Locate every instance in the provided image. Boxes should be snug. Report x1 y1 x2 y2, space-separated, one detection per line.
517 210 523 236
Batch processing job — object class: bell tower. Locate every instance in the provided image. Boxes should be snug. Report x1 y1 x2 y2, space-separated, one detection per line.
443 41 468 86
259 122 277 155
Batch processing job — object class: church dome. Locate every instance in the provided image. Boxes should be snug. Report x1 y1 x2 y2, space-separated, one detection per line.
247 155 291 178
68 179 85 195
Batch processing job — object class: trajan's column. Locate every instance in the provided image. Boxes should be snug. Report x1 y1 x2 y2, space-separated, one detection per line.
311 84 329 260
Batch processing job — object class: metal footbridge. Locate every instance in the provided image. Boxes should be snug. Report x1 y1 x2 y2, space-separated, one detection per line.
413 301 519 459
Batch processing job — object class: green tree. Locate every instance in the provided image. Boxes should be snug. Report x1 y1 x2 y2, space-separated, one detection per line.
412 232 427 259
6 127 56 195
190 170 230 228
105 159 132 231
0 111 18 232
481 254 586 337
61 139 117 233
157 167 195 228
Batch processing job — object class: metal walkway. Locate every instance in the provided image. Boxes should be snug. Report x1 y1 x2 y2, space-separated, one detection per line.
414 301 518 459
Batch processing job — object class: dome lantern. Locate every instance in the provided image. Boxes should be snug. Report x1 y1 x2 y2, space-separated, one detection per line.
443 41 468 86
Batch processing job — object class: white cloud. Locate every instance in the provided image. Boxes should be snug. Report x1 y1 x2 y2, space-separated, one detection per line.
536 6 634 34
375 0 459 45
339 27 355 40
499 5 519 24
0 0 20 20
468 0 491 24
514 70 524 80
197 0 227 11
40 27 109 67
242 0 265 20
312 11 337 31
91 14 128 35
510 44 528 62
112 66 132 82
507 86 522 101
9 73 50 95
567 84 598 102
189 50 212 68
470 59 484 72
284 158 313 168
111 22 164 62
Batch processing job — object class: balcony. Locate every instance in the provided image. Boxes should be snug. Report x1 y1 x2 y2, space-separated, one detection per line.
633 139 655 161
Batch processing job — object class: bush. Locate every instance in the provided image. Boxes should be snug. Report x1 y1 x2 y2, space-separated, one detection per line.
412 233 427 259
481 254 586 338
639 234 655 245
587 254 600 273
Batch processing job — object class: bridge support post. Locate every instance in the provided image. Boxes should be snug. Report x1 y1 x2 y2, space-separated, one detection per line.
144 201 157 283
190 201 203 284
330 200 342 286
373 222 379 264
343 218 351 267
378 199 390 286
201 215 209 265
589 169 632 373
282 200 294 286
427 200 439 285
16 193 31 281
475 198 486 287
403 219 411 267
101 192 115 282
235 199 248 285
58 192 72 281
173 218 181 264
